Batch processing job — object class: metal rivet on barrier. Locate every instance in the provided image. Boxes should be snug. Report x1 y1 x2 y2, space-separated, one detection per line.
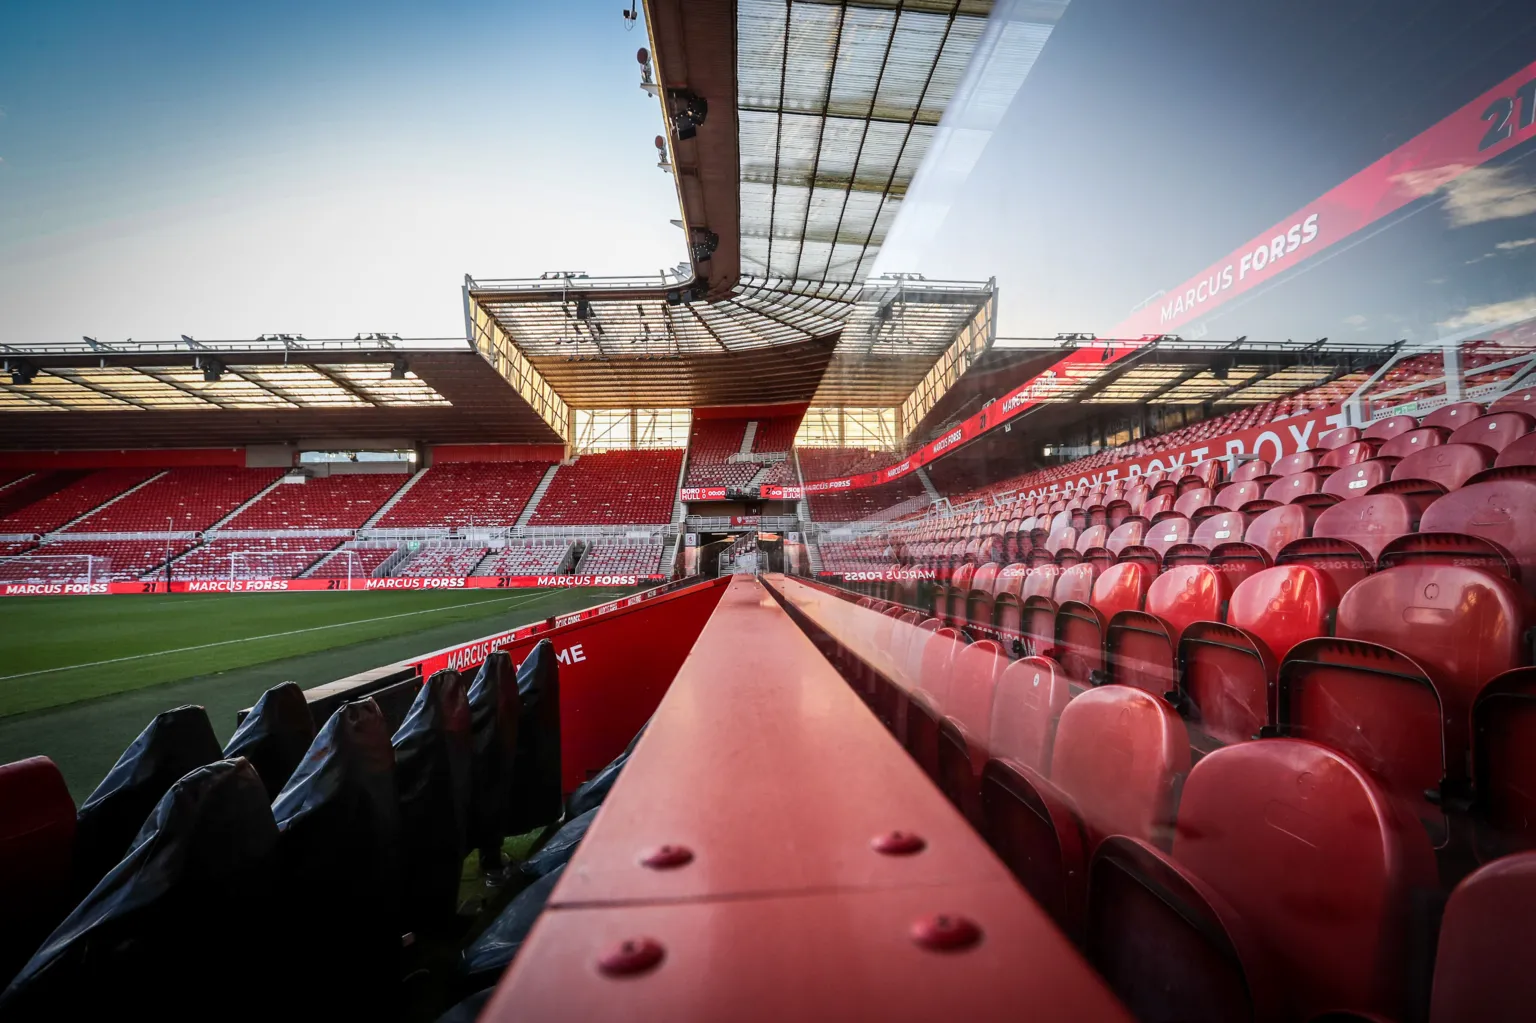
640 844 694 869
597 937 665 976
871 830 926 855
910 913 982 951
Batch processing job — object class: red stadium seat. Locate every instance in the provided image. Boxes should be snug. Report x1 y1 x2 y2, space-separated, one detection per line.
1495 430 1536 468
0 757 76 987
1054 562 1152 685
1319 426 1363 448
1104 520 1145 554
1472 669 1536 861
1449 412 1535 453
965 562 1001 630
1265 469 1326 504
986 656 1074 776
981 686 1189 939
1145 516 1192 557
1278 565 1534 842
1243 503 1319 560
1429 852 1536 1023
1173 487 1216 519
1365 414 1419 441
1107 564 1230 698
1271 449 1324 477
1232 459 1272 482
1491 387 1536 416
1276 535 1374 596
1018 564 1064 657
1421 476 1536 596
1140 494 1174 521
936 641 1008 822
1215 479 1264 511
1320 439 1382 468
1323 457 1399 499
906 627 968 779
1391 442 1495 491
1176 565 1337 748
1172 739 1438 1021
1085 836 1278 1023
1423 401 1485 431
1380 425 1450 459
1310 492 1419 560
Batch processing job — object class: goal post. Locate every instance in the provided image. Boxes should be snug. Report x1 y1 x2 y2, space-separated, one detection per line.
227 548 361 587
0 553 107 585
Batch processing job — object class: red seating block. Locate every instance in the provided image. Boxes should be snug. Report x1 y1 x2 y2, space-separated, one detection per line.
1473 669 1536 861
986 656 1073 776
1392 442 1494 492
1495 431 1536 468
0 468 157 533
1449 411 1535 453
1054 562 1151 685
378 462 550 528
1108 564 1230 698
1380 426 1450 459
1311 493 1419 560
1365 414 1419 441
1421 476 1536 596
1423 401 1485 431
530 449 683 526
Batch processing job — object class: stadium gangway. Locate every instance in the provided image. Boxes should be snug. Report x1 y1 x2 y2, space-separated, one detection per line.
482 576 1130 1022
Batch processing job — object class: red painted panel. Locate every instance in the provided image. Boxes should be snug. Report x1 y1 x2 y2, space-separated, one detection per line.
550 578 1016 907
691 401 808 420
486 881 1129 1022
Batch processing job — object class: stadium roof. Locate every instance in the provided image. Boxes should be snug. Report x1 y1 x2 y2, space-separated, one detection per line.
0 339 564 450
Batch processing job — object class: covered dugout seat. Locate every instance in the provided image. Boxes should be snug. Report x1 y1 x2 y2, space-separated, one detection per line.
392 668 473 929
72 704 223 898
0 759 283 1022
467 651 523 863
508 640 563 833
223 681 316 800
272 698 403 1016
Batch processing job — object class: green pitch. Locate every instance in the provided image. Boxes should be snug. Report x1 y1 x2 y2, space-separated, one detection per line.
0 587 632 797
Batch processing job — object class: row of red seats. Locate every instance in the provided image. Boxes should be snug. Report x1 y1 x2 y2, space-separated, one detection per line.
0 469 158 534
307 547 396 579
834 594 1535 1020
528 449 682 526
223 473 408 531
376 462 550 529
65 468 282 533
0 541 191 582
577 542 662 575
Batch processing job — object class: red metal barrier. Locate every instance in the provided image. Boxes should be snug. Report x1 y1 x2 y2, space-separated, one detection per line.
0 574 667 597
483 576 1129 1021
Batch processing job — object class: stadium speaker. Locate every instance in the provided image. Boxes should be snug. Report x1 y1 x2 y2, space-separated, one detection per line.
1212 355 1232 381
669 89 708 140
575 298 594 320
665 289 682 306
5 358 38 385
195 355 224 382
391 357 409 380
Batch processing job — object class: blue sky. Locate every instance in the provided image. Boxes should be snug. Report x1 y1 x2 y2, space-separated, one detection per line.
0 1 687 342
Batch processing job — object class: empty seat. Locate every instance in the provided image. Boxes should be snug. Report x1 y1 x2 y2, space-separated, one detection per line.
1429 852 1536 1023
1365 414 1419 441
0 757 76 990
1472 669 1536 861
1272 449 1324 476
1491 387 1536 416
2 759 283 1020
1278 565 1533 842
1391 442 1495 492
1232 459 1271 482
980 686 1189 939
1423 401 1485 431
1449 411 1535 453
1319 426 1363 449
73 705 223 898
1276 534 1375 596
1172 739 1438 1021
1320 440 1381 468
1173 488 1215 519
1243 503 1318 561
1017 565 1063 656
1323 457 1398 499
985 656 1073 776
906 627 968 778
1380 426 1450 459
1054 562 1152 685
1146 516 1192 557
1495 430 1536 468
1107 564 1231 698
935 640 1008 821
1216 480 1264 510
1177 565 1337 748
1421 477 1536 596
1265 469 1326 504
1309 492 1419 560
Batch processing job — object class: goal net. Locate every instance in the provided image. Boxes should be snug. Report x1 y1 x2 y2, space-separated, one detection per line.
0 553 108 585
226 548 361 584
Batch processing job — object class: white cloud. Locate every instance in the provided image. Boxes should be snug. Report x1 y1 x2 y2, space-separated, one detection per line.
1438 295 1536 330
1343 314 1368 327
1438 166 1536 227
1496 237 1536 251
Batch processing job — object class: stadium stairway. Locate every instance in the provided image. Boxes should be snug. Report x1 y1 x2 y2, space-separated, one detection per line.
199 472 292 531
359 468 427 528
41 471 168 538
917 467 941 503
515 465 561 529
739 420 758 455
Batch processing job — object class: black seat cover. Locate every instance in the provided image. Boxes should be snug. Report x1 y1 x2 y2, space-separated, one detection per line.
272 698 402 1012
467 651 521 856
392 669 473 929
521 807 597 880
508 640 562 833
459 863 565 988
0 758 281 1022
72 704 223 897
223 681 316 800
567 717 648 819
